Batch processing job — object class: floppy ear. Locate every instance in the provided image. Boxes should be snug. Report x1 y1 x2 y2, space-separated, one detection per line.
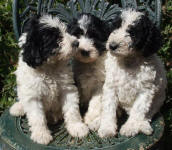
127 14 161 57
22 15 63 68
107 12 122 34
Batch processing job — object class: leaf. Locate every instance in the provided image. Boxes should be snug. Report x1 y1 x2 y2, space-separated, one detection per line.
84 0 91 13
66 0 78 18
92 0 99 10
97 0 107 18
78 0 85 13
56 3 71 18
103 4 121 20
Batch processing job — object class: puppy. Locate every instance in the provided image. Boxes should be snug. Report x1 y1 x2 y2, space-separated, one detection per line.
10 15 88 145
98 9 167 138
67 13 109 130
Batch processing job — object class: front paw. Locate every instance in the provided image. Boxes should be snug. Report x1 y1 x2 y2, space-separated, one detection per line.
10 102 25 116
120 120 153 137
98 124 117 138
67 122 89 138
31 129 53 145
85 116 101 131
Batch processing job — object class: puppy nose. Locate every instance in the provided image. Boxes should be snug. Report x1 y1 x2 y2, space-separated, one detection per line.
72 40 79 48
109 42 119 51
81 50 89 57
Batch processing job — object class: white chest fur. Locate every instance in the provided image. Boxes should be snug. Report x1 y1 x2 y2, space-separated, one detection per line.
104 52 165 112
74 53 106 103
16 57 73 106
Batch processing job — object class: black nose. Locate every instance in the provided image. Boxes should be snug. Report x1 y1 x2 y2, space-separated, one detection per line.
72 41 79 47
109 42 119 51
81 50 89 57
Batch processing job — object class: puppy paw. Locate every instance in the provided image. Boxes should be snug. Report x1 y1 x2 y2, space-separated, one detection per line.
98 124 117 138
85 117 100 131
120 120 153 137
140 121 153 135
10 102 25 116
67 122 89 138
31 129 53 145
120 121 139 137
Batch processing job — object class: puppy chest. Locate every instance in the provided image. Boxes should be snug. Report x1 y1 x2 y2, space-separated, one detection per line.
114 72 139 106
117 83 138 107
42 76 60 101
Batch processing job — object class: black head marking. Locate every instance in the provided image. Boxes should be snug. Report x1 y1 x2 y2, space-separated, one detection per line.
86 14 108 41
22 15 63 68
127 14 161 57
67 18 84 38
85 14 109 52
67 13 109 54
107 12 122 33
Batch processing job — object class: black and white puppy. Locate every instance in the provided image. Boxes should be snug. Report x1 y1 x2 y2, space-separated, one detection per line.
67 13 110 131
67 13 109 63
98 9 167 138
10 15 88 145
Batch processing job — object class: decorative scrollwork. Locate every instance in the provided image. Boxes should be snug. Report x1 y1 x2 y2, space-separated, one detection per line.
19 115 129 148
12 0 161 40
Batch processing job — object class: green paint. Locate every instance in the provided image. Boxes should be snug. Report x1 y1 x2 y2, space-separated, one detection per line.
0 110 164 150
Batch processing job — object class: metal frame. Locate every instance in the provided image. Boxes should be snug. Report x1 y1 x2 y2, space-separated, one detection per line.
0 110 164 150
12 0 162 41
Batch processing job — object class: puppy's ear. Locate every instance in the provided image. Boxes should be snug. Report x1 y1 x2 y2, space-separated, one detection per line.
127 14 161 57
107 12 122 34
22 15 63 68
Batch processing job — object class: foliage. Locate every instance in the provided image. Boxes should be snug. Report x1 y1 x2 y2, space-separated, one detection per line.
0 0 18 113
159 1 172 149
160 0 172 118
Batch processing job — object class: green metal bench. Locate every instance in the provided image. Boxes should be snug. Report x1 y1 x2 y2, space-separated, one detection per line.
0 0 164 150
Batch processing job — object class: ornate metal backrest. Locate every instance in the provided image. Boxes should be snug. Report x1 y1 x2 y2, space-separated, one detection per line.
13 0 162 40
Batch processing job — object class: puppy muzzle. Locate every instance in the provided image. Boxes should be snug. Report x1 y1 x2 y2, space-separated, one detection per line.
80 50 90 57
109 42 119 51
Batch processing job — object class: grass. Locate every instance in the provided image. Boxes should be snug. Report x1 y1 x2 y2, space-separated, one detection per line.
0 0 171 149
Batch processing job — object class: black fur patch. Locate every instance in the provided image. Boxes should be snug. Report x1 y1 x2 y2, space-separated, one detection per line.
107 12 122 33
22 15 63 68
67 13 109 53
86 14 109 52
127 14 161 57
67 18 84 38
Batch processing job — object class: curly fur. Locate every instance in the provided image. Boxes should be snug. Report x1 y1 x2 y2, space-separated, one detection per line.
10 15 88 145
66 14 109 131
68 14 110 130
67 13 109 63
22 15 63 67
127 13 161 57
97 9 167 138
